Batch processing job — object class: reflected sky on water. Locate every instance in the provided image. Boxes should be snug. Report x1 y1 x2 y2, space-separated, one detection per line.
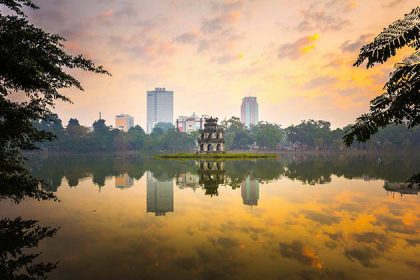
1 154 419 280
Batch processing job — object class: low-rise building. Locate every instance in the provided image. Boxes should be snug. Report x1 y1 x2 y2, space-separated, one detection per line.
176 113 209 133
115 114 134 132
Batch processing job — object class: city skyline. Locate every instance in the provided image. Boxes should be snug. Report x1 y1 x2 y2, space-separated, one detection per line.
20 0 418 129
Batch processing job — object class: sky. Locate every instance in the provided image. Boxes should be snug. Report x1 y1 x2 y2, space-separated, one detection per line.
11 0 420 128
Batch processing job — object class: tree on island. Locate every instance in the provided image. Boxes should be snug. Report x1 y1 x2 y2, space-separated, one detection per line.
0 0 109 201
344 7 419 145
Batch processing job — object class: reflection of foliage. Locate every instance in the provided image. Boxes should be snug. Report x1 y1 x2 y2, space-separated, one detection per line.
26 154 420 191
0 151 56 203
0 217 59 279
344 7 420 145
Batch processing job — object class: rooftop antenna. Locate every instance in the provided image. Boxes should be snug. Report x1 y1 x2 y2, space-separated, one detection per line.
99 112 102 120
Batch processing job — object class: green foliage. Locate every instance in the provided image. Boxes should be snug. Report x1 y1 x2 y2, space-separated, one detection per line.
153 122 175 134
344 7 420 146
251 122 284 149
0 0 109 200
221 117 285 150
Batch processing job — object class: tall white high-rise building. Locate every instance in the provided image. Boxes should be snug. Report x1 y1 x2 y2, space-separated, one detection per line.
147 88 174 133
241 96 259 128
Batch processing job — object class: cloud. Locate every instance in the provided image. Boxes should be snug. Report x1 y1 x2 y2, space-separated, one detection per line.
372 214 417 234
173 256 198 270
383 0 405 8
341 34 372 53
202 11 241 33
302 76 338 89
278 34 319 60
405 261 420 272
210 236 240 249
344 247 379 268
297 269 354 280
279 241 323 269
352 232 394 252
297 9 349 32
325 0 358 12
301 210 341 225
174 31 199 44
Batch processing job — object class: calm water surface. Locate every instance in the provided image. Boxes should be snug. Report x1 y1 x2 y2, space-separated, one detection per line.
1 154 419 280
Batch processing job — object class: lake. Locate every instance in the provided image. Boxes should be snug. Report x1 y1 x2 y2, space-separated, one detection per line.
1 153 419 280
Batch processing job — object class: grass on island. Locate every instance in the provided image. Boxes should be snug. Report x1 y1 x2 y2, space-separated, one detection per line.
156 153 277 159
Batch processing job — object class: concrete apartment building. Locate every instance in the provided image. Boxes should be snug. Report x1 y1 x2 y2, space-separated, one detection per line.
115 114 134 132
147 88 174 134
240 96 259 128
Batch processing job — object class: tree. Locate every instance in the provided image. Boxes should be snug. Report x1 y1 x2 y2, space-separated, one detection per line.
0 0 109 199
251 122 284 150
221 117 249 149
153 122 175 134
344 7 420 146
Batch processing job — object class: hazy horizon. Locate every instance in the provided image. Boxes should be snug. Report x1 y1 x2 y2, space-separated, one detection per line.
9 0 418 128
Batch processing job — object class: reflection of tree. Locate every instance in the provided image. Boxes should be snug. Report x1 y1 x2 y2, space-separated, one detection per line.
0 217 59 279
0 152 56 203
26 153 420 191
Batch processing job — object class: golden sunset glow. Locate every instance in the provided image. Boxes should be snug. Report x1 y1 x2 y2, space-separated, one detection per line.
19 0 418 128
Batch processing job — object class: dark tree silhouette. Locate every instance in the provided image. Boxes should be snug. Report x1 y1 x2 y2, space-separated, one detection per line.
0 217 59 280
344 7 420 145
0 0 109 199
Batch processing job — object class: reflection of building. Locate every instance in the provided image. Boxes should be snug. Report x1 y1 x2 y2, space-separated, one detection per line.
176 113 209 134
197 161 225 196
146 171 174 216
241 176 259 206
176 172 200 191
115 173 134 189
384 181 419 196
197 117 225 153
241 96 258 128
115 114 134 132
147 88 174 134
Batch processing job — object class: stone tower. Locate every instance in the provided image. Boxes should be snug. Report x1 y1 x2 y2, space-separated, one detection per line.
197 117 225 153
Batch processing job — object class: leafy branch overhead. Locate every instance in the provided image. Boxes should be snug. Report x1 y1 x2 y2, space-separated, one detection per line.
0 0 109 202
344 7 420 146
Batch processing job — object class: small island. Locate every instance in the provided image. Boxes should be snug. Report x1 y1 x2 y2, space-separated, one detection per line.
156 153 277 159
157 117 276 159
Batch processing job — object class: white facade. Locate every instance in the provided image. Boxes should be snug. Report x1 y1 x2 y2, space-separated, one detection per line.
115 114 134 132
147 88 174 133
241 97 259 128
176 113 209 134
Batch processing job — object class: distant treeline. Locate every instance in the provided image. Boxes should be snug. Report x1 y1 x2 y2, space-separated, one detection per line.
34 115 420 152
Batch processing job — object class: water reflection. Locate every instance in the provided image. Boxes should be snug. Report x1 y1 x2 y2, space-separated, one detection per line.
3 153 417 279
241 176 259 206
384 181 419 196
146 171 174 216
115 173 134 190
0 217 59 279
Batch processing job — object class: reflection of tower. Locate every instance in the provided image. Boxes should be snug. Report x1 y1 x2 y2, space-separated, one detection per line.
146 171 174 216
241 175 259 206
197 161 225 196
115 173 134 189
